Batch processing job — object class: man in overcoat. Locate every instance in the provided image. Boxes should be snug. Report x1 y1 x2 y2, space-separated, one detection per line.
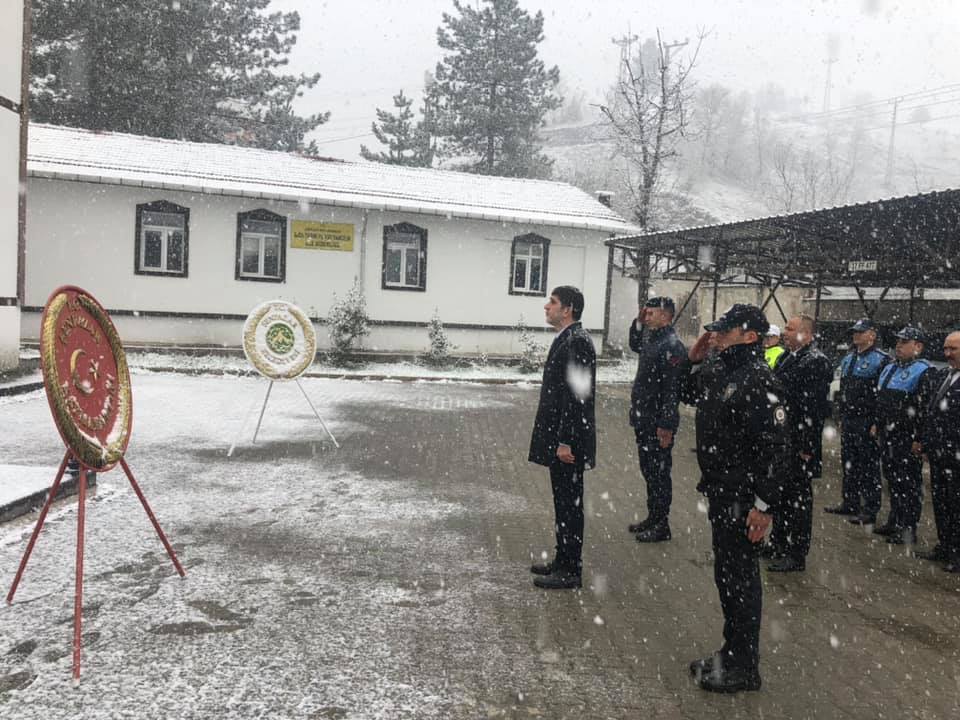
528 286 597 590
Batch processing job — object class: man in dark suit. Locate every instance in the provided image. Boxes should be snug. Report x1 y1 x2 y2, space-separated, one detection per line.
529 286 597 590
768 314 832 572
919 331 960 571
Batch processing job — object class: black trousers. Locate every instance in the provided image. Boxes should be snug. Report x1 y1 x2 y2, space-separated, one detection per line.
929 455 960 560
636 428 673 522
549 460 584 572
708 494 762 673
880 439 923 530
770 456 814 560
840 416 881 515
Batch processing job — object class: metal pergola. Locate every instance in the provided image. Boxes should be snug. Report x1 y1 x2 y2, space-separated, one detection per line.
606 188 960 326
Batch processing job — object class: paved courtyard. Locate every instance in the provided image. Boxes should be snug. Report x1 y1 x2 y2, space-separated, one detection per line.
1 373 958 719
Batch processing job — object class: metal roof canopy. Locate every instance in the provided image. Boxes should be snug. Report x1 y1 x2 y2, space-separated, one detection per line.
606 188 960 323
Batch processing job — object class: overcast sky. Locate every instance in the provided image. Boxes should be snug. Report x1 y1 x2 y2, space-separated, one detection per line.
270 0 960 158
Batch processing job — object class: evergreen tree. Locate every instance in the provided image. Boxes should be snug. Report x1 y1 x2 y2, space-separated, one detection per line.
432 0 561 178
30 0 329 153
424 309 455 367
360 90 433 167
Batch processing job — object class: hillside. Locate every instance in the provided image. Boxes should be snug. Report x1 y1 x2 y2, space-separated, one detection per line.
541 114 960 230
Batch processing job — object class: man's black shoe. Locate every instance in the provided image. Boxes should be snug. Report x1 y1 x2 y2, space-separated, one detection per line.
635 521 671 543
530 559 556 575
942 562 960 574
533 569 582 589
767 556 805 572
824 504 859 516
848 514 876 525
628 517 656 534
697 667 761 693
917 545 948 562
872 522 897 536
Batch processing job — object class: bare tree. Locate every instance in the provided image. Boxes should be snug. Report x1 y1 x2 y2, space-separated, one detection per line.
765 136 858 212
599 30 705 230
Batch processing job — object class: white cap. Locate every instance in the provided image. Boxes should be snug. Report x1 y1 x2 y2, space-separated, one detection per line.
766 324 782 337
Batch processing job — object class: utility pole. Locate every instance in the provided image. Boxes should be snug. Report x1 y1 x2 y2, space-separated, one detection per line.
822 35 840 114
884 97 900 188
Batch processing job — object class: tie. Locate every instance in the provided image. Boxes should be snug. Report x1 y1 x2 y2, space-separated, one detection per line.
935 370 959 403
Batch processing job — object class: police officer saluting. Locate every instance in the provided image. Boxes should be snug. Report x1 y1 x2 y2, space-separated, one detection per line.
826 318 890 524
628 296 686 542
872 326 934 545
680 304 790 693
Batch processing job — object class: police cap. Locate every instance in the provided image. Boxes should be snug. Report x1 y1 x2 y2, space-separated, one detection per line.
894 326 925 342
850 318 877 333
644 296 676 313
704 303 770 335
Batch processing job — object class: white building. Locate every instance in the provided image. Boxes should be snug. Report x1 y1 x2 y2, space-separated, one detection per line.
22 124 633 355
0 3 26 370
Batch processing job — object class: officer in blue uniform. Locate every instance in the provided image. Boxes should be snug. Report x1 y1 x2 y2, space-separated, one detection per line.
627 296 686 543
826 318 890 524
873 326 935 545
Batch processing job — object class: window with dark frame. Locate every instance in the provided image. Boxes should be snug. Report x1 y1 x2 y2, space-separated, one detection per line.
236 209 286 283
135 201 189 277
509 234 550 295
382 222 427 291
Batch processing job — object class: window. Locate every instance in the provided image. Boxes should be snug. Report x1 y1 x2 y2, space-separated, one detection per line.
135 201 189 276
509 234 550 295
382 222 427 291
236 209 286 282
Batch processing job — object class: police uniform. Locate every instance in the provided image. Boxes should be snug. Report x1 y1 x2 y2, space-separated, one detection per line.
680 304 790 693
769 339 832 570
833 321 890 521
628 297 686 540
921 364 960 569
874 327 934 544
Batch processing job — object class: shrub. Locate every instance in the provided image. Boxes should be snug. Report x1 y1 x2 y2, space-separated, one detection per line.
517 315 544 373
327 280 370 362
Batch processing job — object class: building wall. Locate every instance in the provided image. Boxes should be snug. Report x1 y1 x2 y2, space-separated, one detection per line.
0 2 24 370
22 177 611 354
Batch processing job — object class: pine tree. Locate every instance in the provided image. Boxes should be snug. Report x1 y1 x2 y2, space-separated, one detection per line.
424 309 455 367
516 315 544 373
360 90 433 167
432 0 562 178
327 281 370 363
30 0 329 153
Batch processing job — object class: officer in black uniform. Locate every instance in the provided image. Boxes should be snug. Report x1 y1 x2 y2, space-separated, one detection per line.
627 296 686 543
680 304 790 694
768 314 832 572
919 331 960 570
826 318 890 524
872 326 934 545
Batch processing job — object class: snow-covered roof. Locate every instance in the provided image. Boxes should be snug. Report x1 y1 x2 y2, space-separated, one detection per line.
26 123 636 234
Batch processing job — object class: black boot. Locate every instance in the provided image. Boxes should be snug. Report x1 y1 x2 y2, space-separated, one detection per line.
848 514 876 525
697 667 761 693
635 519 671 543
628 517 656 533
532 567 582 590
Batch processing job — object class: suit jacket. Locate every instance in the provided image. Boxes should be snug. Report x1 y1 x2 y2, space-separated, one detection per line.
528 322 597 469
922 367 960 461
774 343 832 478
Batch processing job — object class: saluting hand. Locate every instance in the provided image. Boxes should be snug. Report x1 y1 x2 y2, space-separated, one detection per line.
689 332 713 363
746 508 772 544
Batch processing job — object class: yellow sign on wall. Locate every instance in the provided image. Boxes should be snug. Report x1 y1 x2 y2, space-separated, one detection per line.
291 221 354 251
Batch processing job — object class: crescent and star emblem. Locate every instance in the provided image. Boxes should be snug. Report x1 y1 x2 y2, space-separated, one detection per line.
69 348 100 396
